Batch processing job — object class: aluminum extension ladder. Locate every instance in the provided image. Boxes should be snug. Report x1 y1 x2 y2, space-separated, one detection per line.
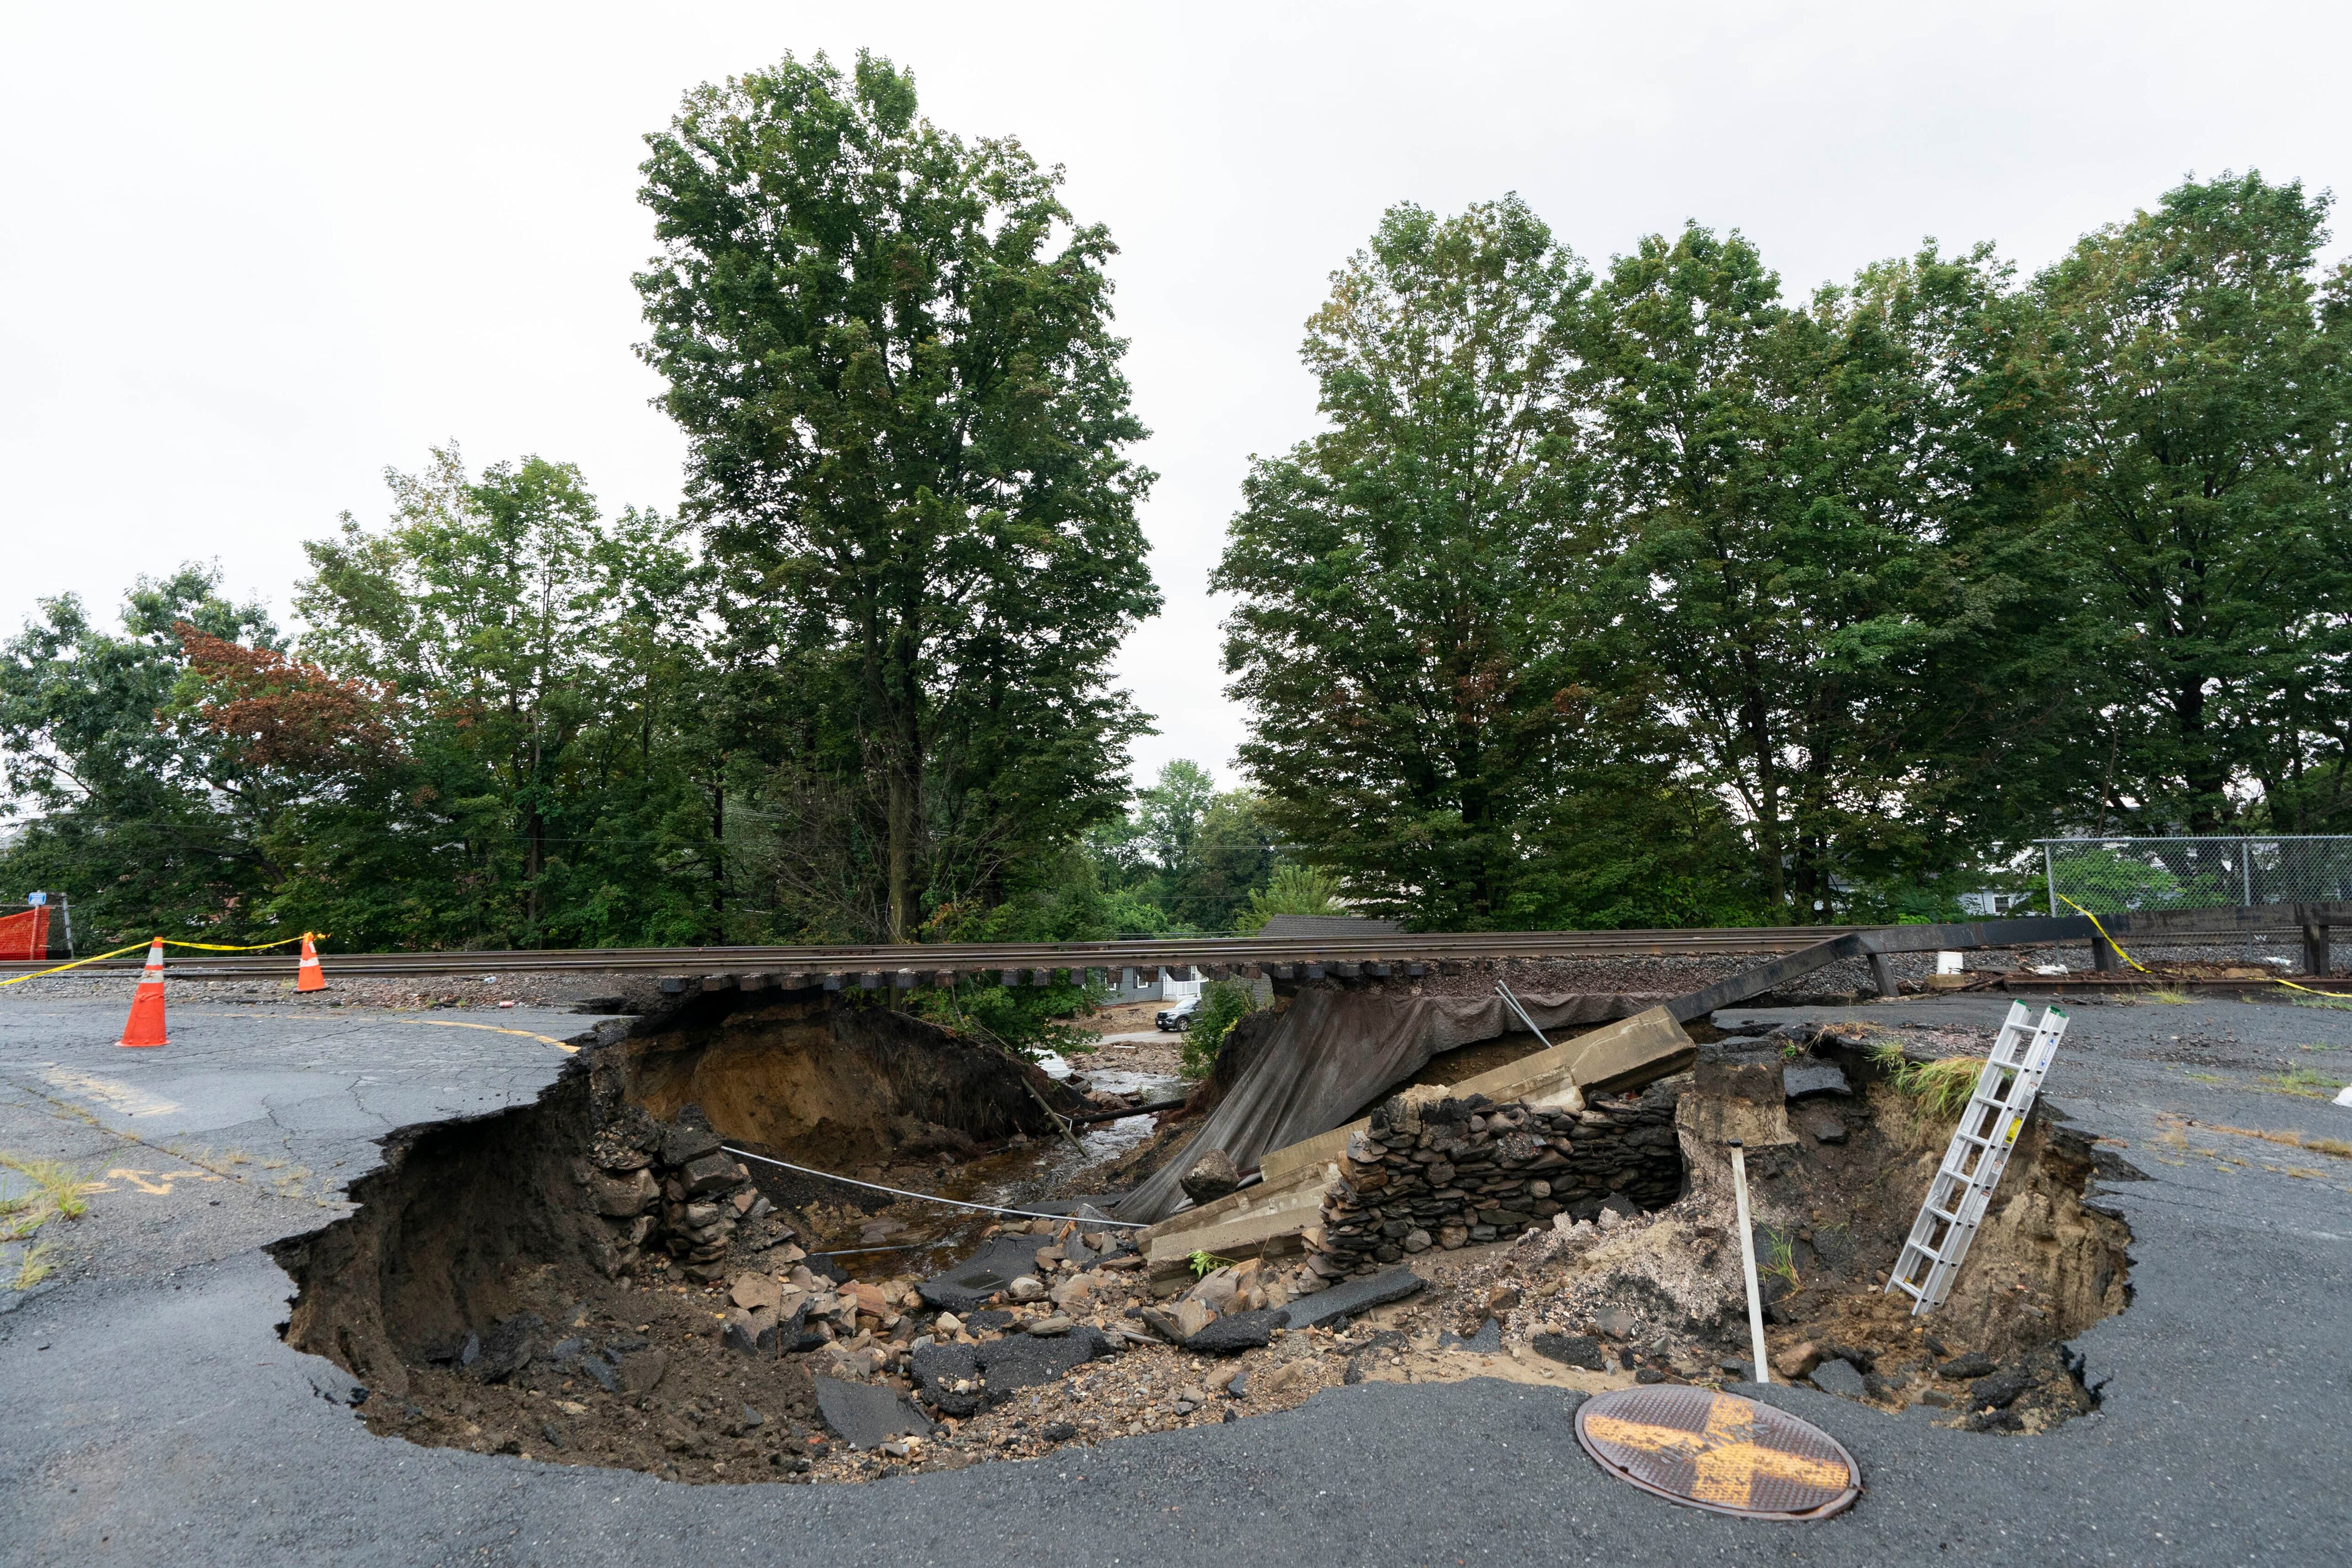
1885 1002 2069 1315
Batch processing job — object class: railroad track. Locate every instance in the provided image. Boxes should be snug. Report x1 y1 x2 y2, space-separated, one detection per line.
0 925 1854 982
2 908 2332 984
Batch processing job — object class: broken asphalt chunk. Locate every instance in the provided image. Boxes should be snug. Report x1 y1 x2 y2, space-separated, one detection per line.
1181 1308 1286 1355
1532 1331 1605 1370
814 1376 933 1450
1281 1265 1425 1330
1781 1061 1852 1100
1809 1358 1868 1399
918 1234 1050 1314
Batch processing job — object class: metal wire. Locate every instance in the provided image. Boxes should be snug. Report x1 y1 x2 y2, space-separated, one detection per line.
720 1144 1149 1228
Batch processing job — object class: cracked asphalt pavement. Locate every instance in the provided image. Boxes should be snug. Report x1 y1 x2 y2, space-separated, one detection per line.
1 986 2348 1566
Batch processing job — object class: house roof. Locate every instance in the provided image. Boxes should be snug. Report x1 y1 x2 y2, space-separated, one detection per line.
1253 914 1402 938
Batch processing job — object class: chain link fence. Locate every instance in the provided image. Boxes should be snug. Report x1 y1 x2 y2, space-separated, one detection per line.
2037 836 2352 915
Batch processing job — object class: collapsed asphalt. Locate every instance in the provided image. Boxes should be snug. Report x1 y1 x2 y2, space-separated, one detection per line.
1 987 2346 1565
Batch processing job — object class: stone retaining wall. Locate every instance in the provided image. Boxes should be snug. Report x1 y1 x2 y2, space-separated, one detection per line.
1312 1077 1687 1276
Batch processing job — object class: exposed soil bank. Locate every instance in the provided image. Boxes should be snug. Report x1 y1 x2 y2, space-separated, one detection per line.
622 994 1084 1169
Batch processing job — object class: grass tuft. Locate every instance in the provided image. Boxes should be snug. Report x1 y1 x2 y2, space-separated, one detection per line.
2257 1067 2340 1100
1757 1227 1801 1290
1870 1043 1983 1120
9 1242 54 1292
0 1155 87 1220
2145 988 2196 1005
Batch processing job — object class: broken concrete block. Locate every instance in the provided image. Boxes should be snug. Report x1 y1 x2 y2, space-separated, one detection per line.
1774 1340 1824 1380
729 1272 783 1312
679 1152 739 1195
1186 1266 1239 1312
1172 1297 1217 1339
1179 1149 1243 1204
660 1115 723 1167
616 1347 668 1394
590 1167 659 1218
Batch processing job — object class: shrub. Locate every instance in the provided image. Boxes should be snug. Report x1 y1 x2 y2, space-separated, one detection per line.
1182 979 1261 1079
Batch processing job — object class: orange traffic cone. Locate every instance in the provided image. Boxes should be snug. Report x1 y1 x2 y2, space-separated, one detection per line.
119 938 168 1047
296 932 326 992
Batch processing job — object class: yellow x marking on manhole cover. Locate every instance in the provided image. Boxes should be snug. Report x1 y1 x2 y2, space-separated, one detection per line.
1574 1385 1860 1520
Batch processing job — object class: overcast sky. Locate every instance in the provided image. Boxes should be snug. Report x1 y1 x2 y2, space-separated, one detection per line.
6 2 2347 792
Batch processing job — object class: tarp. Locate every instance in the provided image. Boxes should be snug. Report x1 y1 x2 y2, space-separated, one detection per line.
0 906 51 961
1114 987 1662 1223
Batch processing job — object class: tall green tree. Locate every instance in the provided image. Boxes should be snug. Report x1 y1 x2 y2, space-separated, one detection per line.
297 447 719 947
0 569 293 942
2026 172 2352 834
1216 197 1747 929
1579 226 2028 916
634 51 1159 941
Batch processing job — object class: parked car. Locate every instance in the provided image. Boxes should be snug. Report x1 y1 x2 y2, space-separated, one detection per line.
1155 995 1200 1031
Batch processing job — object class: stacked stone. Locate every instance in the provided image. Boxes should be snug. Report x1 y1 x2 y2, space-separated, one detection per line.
583 1108 772 1281
1314 1078 1686 1275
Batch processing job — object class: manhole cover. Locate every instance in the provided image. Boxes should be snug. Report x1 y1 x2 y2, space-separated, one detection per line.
1574 1385 1860 1520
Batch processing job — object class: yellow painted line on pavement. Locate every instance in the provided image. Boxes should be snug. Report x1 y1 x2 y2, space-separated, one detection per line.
40 1067 180 1118
406 1019 578 1054
101 1168 223 1195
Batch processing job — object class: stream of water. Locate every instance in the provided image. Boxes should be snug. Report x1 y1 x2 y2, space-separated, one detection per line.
815 1058 1184 1282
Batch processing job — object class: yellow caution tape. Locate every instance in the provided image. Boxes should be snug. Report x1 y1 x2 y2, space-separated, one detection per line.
2058 897 2151 971
2059 895 2346 1000
0 931 321 987
159 932 323 953
0 940 154 987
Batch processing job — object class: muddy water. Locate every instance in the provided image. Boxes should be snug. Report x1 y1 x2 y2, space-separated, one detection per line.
812 1062 1184 1282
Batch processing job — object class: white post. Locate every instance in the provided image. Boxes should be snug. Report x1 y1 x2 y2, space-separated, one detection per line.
1728 1139 1771 1385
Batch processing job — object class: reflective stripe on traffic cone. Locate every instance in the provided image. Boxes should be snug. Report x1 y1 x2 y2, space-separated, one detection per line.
119 938 168 1047
296 932 326 992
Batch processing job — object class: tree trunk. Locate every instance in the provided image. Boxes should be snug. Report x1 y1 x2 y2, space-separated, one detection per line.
709 778 726 939
886 762 914 942
1740 686 1786 908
